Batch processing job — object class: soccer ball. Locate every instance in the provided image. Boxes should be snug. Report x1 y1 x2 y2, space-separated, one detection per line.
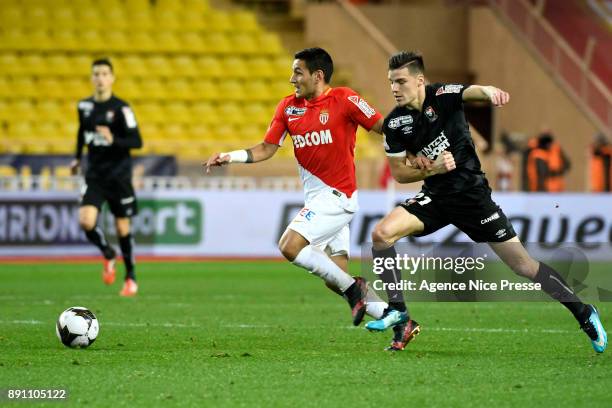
55 307 99 348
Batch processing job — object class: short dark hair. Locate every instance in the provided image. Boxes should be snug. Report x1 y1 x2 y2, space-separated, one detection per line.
294 47 333 83
388 51 424 75
92 58 113 73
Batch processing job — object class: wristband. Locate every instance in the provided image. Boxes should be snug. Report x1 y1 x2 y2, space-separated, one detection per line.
220 150 248 163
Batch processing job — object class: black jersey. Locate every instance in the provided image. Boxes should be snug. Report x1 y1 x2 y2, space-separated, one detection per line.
75 95 142 181
383 83 485 195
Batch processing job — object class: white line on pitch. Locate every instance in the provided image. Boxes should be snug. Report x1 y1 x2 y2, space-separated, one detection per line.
0 320 573 334
0 320 198 328
224 324 573 334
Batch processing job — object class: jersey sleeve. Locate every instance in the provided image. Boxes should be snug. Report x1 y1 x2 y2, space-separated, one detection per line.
433 83 466 113
113 104 143 149
75 104 84 159
264 99 288 146
382 117 406 157
343 89 382 130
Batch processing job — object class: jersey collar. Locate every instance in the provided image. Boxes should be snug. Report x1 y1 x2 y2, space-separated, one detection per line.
304 87 332 107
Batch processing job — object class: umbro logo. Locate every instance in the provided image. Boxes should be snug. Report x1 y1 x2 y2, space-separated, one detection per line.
495 229 507 238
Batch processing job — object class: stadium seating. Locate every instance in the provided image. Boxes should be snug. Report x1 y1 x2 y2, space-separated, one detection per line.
0 0 300 156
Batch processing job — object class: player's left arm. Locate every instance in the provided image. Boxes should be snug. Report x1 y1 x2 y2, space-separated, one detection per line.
344 90 383 133
100 105 143 149
370 118 384 135
462 85 510 107
388 151 456 183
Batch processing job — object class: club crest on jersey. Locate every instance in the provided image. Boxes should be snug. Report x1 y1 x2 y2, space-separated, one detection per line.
424 106 437 122
285 106 307 116
106 110 115 122
319 110 329 125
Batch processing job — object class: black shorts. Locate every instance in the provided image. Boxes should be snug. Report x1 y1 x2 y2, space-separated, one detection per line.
81 177 138 218
400 184 516 242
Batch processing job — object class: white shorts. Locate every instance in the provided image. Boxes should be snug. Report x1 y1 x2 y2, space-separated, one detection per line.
287 189 358 257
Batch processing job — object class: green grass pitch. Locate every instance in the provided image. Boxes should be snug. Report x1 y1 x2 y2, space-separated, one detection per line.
0 261 610 407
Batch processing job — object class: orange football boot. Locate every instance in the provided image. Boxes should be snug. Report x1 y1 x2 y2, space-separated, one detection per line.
102 258 116 285
119 278 138 297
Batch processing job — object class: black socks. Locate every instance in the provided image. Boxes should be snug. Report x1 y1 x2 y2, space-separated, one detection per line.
85 226 136 281
119 233 136 281
372 246 408 314
85 227 115 260
533 262 590 323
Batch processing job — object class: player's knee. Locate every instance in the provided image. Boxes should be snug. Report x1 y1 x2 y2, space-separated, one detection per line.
78 216 96 231
115 220 131 237
371 224 396 246
278 238 300 262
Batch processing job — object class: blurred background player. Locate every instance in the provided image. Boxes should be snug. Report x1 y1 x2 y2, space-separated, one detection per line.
70 58 143 297
526 131 571 192
206 47 388 326
367 51 607 354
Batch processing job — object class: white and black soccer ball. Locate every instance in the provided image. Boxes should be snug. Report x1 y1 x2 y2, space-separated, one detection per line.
55 307 99 348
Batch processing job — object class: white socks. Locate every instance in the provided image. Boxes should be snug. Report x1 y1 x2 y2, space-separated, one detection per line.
292 245 388 319
293 245 355 293
365 291 387 319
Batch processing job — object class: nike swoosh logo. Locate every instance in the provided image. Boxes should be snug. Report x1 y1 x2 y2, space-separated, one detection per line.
288 117 301 122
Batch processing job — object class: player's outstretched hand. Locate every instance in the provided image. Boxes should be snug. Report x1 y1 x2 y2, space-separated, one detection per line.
204 153 231 174
69 159 81 176
433 150 456 174
483 86 510 107
410 156 433 170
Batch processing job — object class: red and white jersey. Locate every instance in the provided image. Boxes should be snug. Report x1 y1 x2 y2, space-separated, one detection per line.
264 87 382 201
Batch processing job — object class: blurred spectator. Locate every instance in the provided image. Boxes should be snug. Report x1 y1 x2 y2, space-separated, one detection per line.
590 133 612 192
525 131 571 192
497 130 525 191
521 135 537 190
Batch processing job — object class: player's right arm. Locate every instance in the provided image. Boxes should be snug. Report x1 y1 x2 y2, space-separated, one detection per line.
205 142 279 173
388 151 456 183
70 104 85 175
463 85 509 107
